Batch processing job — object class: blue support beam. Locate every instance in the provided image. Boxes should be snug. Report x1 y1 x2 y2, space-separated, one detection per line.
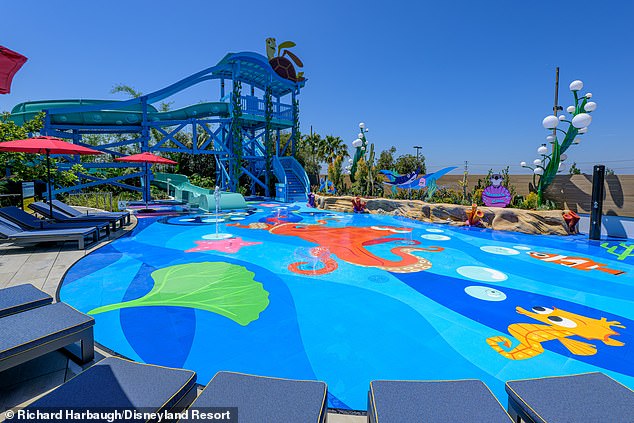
37 51 305 199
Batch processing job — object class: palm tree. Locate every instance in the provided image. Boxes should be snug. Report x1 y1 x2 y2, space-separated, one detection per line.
322 135 348 165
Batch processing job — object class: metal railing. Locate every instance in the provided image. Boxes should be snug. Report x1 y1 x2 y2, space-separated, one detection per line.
239 96 293 120
67 192 114 211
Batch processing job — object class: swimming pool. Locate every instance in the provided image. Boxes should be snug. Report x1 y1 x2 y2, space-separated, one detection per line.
59 203 634 410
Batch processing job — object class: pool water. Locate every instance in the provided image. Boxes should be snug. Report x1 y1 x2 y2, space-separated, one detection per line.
59 203 634 410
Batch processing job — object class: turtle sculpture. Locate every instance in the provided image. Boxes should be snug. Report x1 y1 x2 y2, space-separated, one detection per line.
265 38 305 82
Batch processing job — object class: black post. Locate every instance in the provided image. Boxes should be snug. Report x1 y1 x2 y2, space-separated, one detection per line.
589 164 605 240
46 149 53 218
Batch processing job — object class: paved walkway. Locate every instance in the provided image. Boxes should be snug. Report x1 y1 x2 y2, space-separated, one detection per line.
0 214 364 422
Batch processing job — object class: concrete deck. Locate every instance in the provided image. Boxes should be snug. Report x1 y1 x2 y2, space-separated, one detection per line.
0 213 365 422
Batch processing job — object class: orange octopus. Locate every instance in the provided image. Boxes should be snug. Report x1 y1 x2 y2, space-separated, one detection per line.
229 220 443 275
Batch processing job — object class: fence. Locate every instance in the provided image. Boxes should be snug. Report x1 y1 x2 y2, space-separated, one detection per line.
67 192 114 212
336 173 634 217
435 174 634 217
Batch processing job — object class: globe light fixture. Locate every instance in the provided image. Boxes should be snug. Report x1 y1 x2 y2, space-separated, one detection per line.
569 80 583 91
542 115 560 129
584 101 597 112
359 122 365 129
358 133 364 139
352 139 362 148
572 113 592 128
522 77 596 206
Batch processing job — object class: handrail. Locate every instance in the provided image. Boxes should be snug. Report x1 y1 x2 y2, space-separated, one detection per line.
272 156 287 200
240 96 292 120
280 156 310 197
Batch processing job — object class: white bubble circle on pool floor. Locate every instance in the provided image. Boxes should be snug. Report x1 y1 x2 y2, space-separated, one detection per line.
513 245 531 251
465 286 507 301
480 246 520 256
421 234 451 241
179 218 196 222
230 217 245 221
202 233 233 240
456 266 508 282
201 218 224 223
425 228 445 233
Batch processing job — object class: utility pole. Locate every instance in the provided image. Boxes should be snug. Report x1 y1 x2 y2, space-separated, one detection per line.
413 146 422 161
552 67 563 137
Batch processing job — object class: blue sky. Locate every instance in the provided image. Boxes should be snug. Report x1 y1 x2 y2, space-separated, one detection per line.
2 0 633 174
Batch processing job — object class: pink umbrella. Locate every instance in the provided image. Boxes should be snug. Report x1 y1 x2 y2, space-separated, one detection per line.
115 152 177 210
0 136 103 216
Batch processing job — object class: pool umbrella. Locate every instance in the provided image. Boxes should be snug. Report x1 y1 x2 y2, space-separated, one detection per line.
0 136 104 217
0 46 27 94
115 152 177 210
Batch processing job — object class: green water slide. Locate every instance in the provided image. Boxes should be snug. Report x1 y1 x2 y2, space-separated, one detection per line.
153 172 247 211
9 100 229 126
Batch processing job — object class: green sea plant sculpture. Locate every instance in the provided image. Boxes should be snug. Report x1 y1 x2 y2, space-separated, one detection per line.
89 262 270 326
521 79 597 205
349 122 370 183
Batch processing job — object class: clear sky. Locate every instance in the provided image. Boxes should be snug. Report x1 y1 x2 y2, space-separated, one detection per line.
2 0 633 174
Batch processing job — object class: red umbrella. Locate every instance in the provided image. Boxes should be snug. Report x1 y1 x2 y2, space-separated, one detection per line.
0 136 103 217
115 152 177 209
0 46 27 95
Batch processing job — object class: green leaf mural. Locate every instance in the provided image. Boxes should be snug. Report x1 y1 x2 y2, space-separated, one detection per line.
89 262 270 326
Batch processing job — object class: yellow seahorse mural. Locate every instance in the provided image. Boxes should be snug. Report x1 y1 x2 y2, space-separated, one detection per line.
487 306 625 360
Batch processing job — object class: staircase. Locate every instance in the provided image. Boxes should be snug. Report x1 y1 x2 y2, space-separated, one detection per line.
274 156 309 203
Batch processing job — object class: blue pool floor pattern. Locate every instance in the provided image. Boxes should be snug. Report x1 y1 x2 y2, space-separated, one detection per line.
59 203 634 410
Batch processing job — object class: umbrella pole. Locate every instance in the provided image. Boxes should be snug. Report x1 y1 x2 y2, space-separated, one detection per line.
145 162 149 210
46 150 53 218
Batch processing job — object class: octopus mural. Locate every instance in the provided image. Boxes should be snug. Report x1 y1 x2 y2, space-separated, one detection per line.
229 220 443 274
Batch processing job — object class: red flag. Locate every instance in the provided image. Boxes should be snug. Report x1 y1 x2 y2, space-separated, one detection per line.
0 46 27 94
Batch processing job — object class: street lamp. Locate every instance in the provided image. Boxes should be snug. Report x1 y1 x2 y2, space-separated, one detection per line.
520 76 597 205
349 122 370 182
413 146 422 161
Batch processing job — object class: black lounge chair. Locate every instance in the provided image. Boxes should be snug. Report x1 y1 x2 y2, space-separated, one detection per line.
506 373 634 423
51 199 130 225
29 201 122 231
0 302 94 372
0 206 110 239
180 371 328 423
25 357 197 421
0 283 52 318
369 379 513 423
0 216 98 250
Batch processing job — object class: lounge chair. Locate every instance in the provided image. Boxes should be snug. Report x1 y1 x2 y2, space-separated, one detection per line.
24 357 197 420
29 201 122 231
0 302 94 372
51 199 130 225
0 283 52 318
0 216 98 250
506 373 634 423
0 206 110 239
369 379 513 423
180 371 328 423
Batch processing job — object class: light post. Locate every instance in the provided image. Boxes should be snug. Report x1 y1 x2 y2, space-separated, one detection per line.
349 122 369 182
414 146 422 162
520 76 596 205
